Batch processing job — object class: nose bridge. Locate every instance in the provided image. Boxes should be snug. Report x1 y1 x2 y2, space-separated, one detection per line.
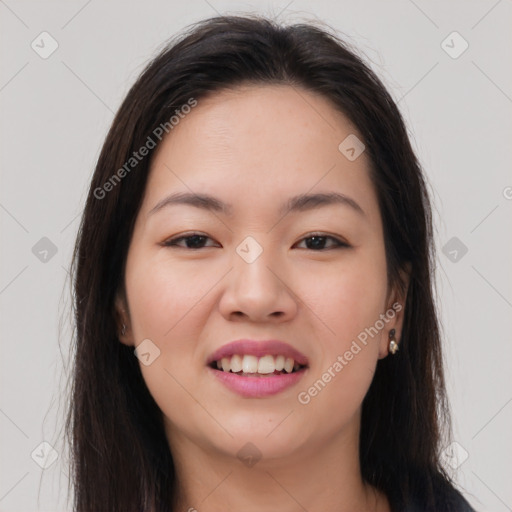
219 235 297 321
233 234 280 295
235 235 267 266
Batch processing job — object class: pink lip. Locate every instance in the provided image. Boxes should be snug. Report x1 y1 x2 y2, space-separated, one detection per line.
208 366 307 398
206 339 309 367
206 339 309 398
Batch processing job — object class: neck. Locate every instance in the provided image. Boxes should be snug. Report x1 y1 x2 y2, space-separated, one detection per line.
167 418 390 512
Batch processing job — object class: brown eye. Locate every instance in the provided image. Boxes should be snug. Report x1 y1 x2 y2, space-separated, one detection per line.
295 234 349 251
163 233 219 249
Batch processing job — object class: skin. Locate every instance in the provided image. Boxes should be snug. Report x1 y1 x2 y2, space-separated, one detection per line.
116 85 409 512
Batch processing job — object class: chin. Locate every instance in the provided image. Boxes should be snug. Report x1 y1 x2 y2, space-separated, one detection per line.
208 412 313 459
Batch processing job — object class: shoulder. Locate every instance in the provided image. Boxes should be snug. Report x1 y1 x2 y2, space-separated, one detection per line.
390 472 477 512
419 478 476 512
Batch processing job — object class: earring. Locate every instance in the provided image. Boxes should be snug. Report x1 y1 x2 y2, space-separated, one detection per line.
121 324 127 336
388 328 399 355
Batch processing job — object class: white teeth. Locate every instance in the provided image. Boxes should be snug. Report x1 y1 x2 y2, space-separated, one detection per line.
275 355 285 371
214 354 303 374
284 357 294 373
221 357 231 372
257 355 276 374
230 354 243 373
242 355 258 373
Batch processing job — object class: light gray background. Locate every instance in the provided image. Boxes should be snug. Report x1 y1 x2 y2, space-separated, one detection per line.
1 1 511 511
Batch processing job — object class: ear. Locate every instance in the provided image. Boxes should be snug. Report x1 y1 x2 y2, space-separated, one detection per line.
378 263 411 359
114 292 134 346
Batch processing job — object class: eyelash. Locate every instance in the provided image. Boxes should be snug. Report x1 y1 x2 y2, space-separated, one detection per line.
162 232 350 251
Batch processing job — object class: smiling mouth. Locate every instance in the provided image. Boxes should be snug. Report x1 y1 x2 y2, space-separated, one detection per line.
208 354 307 377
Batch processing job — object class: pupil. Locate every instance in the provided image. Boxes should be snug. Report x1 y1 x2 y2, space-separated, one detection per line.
307 236 325 250
187 235 206 248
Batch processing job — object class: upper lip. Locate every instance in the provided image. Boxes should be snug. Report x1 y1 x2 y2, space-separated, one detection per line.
207 339 309 367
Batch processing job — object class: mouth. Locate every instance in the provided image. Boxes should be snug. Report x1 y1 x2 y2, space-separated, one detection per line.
208 354 307 377
206 339 309 397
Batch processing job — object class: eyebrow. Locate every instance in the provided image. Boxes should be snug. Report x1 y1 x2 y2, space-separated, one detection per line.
148 191 366 218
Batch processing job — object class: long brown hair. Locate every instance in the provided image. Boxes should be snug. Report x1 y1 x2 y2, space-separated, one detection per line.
67 15 474 511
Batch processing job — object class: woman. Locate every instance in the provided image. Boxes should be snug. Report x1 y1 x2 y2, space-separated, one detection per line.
67 15 476 512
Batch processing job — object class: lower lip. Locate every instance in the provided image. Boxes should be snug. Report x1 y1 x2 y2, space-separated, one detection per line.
208 367 307 398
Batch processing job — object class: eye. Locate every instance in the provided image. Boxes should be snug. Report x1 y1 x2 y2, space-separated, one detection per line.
294 234 350 251
162 232 350 251
162 233 220 250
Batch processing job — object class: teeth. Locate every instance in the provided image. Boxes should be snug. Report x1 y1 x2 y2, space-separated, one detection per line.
221 357 231 372
242 355 258 373
257 355 276 374
214 354 303 374
284 357 294 373
230 354 243 373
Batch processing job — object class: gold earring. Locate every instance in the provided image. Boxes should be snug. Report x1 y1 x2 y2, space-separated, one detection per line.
388 328 399 355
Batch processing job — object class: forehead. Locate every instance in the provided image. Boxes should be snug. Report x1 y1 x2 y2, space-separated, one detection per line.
154 84 360 165
143 84 379 224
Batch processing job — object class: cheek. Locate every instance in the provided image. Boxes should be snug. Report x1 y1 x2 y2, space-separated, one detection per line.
294 249 387 410
125 248 215 341
296 248 388 349
124 249 217 406
124 250 218 433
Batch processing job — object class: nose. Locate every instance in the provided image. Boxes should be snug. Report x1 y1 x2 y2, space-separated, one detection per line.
218 244 298 323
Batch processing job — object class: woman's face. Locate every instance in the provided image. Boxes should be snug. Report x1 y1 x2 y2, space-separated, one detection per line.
118 85 407 462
